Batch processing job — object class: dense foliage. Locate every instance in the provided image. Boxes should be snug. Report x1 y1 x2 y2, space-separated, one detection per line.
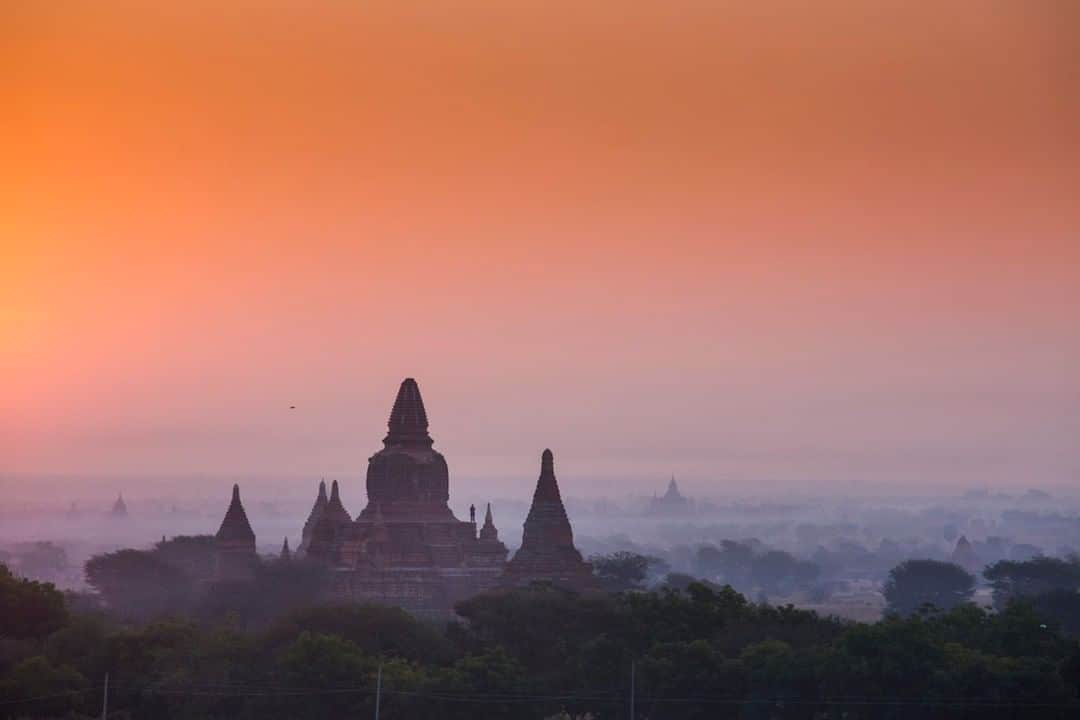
985 556 1080 609
3 560 1079 719
0 564 67 639
883 559 975 615
84 545 329 627
590 552 669 592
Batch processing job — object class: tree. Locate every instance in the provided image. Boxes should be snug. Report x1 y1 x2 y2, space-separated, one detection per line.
1031 589 1080 637
195 558 328 628
984 556 1080 610
11 541 69 580
0 656 88 717
750 550 820 597
589 551 667 592
883 560 975 615
0 562 68 638
694 540 754 589
263 603 453 662
153 534 217 582
85 549 193 620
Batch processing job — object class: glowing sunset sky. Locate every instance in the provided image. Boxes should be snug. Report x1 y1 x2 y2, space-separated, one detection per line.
2 2 1078 495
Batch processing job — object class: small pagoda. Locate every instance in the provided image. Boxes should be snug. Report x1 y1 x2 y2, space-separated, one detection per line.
503 449 595 591
214 484 257 581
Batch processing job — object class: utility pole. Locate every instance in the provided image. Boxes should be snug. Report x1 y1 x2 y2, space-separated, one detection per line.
629 660 635 720
374 663 382 720
100 672 109 720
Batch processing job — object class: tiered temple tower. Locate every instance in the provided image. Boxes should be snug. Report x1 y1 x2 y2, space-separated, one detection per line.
360 378 453 519
214 484 257 581
325 378 508 616
503 449 595 590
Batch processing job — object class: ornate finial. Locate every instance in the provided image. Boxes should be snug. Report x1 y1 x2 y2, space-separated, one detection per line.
318 479 327 499
232 483 241 501
330 480 340 501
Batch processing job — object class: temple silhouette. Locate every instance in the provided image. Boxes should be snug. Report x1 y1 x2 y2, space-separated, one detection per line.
212 378 593 617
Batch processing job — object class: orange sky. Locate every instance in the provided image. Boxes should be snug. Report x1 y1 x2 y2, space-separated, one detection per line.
2 1 1078 496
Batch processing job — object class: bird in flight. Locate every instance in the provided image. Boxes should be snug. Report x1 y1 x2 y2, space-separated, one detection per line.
289 406 296 410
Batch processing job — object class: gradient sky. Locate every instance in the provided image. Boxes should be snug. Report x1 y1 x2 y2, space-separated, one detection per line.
2 1 1078 497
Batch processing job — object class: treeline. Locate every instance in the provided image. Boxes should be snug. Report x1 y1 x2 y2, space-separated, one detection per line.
83 536 329 626
3 558 1080 719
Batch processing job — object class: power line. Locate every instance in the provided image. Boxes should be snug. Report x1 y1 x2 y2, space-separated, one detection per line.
0 688 98 706
7 679 1077 711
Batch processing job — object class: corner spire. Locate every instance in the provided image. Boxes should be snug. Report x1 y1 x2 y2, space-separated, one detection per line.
318 479 327 500
384 378 433 447
504 448 593 589
324 479 352 525
479 502 499 542
280 536 291 561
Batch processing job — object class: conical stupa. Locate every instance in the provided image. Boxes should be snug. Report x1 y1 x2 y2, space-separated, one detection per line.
214 484 257 580
504 450 594 590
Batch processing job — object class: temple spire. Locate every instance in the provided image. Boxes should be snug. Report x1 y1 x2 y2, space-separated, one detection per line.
533 449 563 503
384 378 433 447
111 493 128 517
215 484 255 543
280 537 291 561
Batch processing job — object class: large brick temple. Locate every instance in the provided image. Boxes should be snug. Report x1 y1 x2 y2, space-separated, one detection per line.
213 378 594 617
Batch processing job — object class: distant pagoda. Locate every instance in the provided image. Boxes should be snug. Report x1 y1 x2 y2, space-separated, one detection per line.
648 475 693 516
950 535 983 575
504 449 595 591
110 493 128 518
